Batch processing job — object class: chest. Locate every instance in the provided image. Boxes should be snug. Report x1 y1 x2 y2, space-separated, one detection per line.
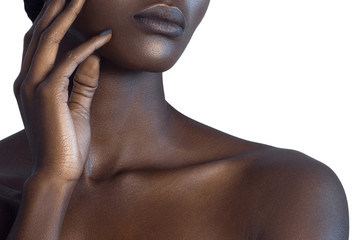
60 168 252 240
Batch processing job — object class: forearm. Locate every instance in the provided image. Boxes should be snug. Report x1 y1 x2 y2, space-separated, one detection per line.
6 175 76 240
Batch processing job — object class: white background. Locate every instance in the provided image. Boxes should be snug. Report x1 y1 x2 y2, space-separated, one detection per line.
0 0 359 239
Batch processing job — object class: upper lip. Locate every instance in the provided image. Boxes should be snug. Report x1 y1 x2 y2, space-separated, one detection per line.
133 4 186 30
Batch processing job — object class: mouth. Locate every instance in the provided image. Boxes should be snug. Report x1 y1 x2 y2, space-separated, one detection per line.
133 5 186 38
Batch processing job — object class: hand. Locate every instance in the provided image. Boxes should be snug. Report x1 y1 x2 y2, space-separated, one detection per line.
13 0 112 182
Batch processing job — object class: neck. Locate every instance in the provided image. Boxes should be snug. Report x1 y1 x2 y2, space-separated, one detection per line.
86 58 176 177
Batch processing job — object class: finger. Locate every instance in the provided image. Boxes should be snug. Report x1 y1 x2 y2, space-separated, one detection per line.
21 2 48 62
40 30 111 99
25 0 86 87
21 0 67 73
15 1 62 95
68 54 100 117
23 0 54 56
16 0 69 100
51 30 111 78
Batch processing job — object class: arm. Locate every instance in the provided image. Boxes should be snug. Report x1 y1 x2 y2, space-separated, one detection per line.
2 0 112 238
263 157 349 240
5 176 76 240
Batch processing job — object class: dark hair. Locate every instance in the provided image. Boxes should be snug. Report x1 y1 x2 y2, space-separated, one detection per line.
24 0 44 22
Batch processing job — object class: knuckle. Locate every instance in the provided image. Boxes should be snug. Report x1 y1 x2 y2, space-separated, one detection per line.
13 78 22 97
72 84 96 99
19 80 34 100
66 50 80 64
93 40 105 50
34 20 48 36
68 7 80 19
36 82 53 99
75 72 98 86
23 30 33 45
40 29 61 45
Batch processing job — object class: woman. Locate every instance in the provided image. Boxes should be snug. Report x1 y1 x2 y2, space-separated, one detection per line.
0 0 349 239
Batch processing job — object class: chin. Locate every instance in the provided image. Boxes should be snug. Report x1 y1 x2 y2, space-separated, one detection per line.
97 34 188 73
69 0 210 73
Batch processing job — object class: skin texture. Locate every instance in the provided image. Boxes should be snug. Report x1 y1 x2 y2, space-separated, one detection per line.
0 0 349 239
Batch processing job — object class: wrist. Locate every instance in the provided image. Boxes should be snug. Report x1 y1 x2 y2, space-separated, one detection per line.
29 163 82 183
25 171 78 191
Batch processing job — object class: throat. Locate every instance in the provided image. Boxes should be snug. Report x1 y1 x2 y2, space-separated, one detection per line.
82 63 177 178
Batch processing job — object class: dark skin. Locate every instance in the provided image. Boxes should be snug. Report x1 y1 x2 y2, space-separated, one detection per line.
0 0 349 239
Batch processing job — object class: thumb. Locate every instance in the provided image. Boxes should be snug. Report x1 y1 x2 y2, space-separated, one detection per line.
68 54 100 117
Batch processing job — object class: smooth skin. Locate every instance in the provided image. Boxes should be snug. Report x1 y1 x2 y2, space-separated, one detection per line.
0 0 349 239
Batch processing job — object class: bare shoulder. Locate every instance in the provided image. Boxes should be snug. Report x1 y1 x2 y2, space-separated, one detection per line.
231 146 349 240
0 129 32 191
0 130 31 238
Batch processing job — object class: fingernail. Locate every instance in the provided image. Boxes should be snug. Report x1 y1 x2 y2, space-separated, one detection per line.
99 29 112 36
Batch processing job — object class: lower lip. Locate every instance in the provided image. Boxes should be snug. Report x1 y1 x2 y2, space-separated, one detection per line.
134 16 184 38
